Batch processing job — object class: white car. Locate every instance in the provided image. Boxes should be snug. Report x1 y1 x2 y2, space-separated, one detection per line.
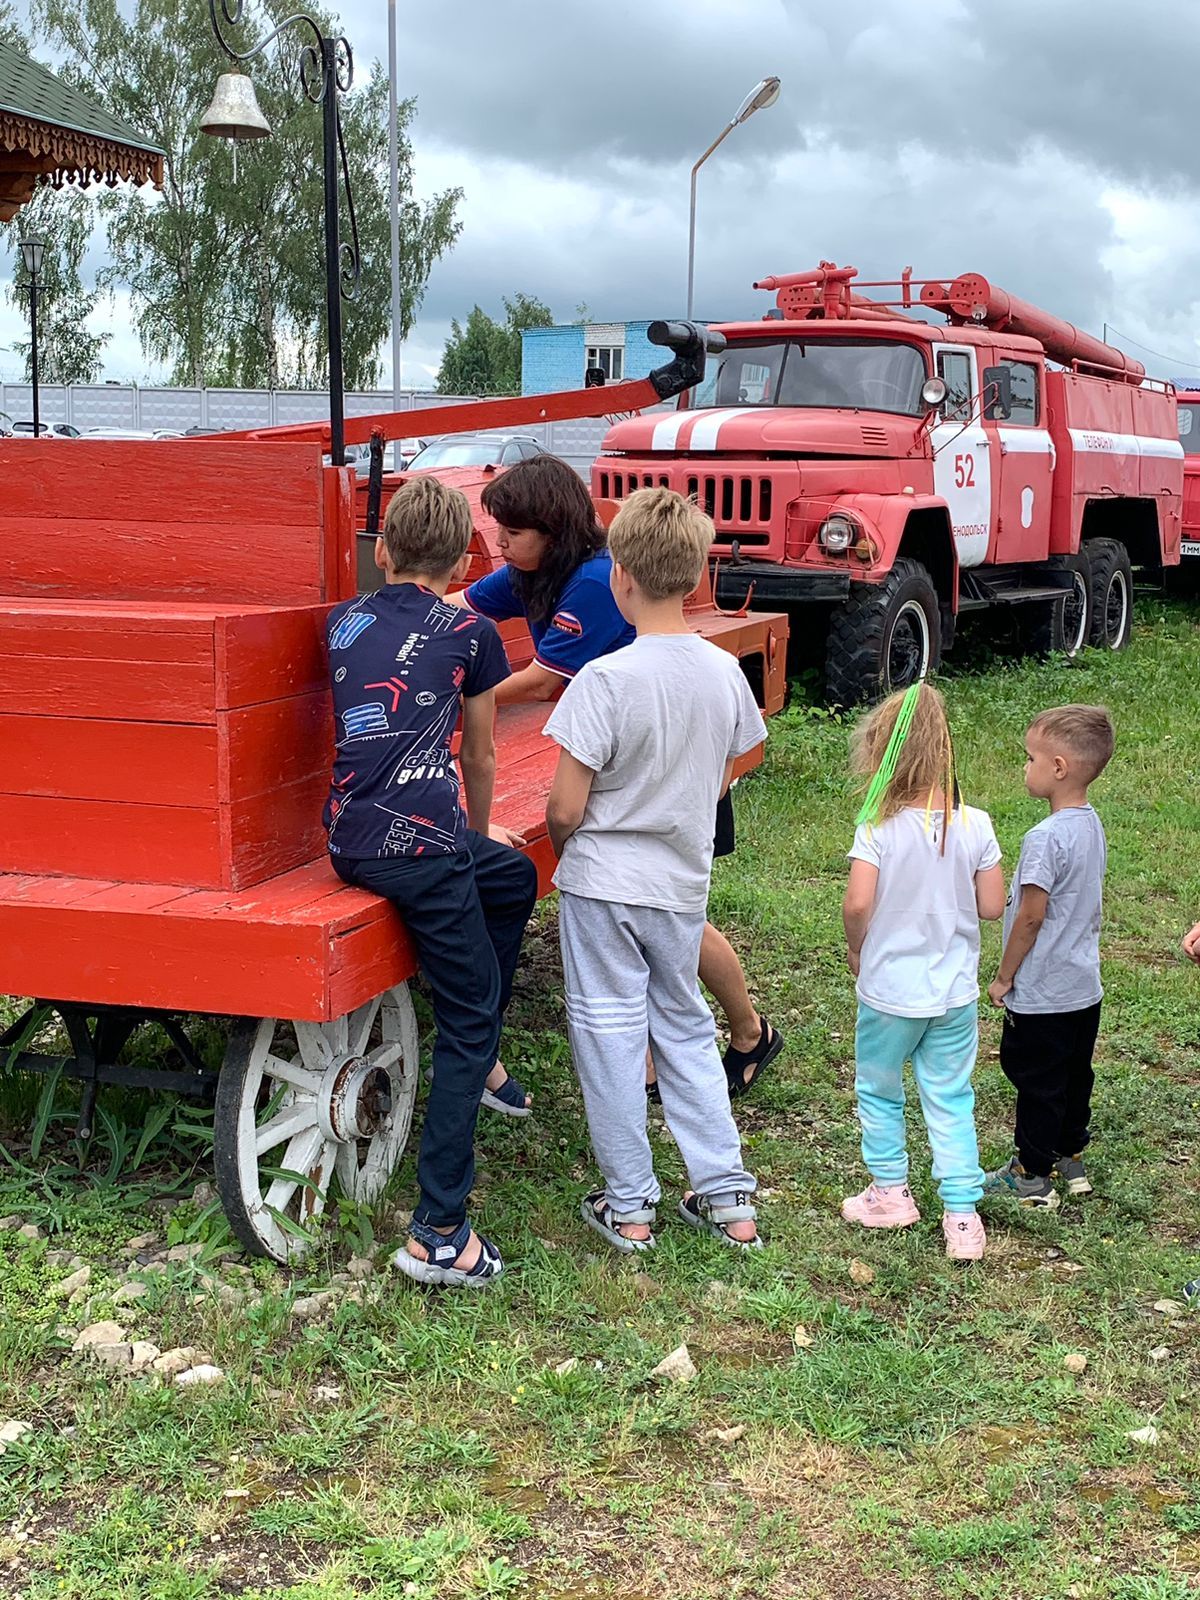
12 420 81 438
82 427 185 441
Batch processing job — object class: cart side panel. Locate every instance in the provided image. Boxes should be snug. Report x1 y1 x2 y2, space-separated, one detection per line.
0 441 350 605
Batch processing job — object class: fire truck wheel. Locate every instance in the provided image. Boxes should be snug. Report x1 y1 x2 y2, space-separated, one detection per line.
213 984 420 1262
1024 550 1092 659
1084 539 1133 651
825 558 941 706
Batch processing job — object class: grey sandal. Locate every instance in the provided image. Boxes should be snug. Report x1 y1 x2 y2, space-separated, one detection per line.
580 1189 657 1254
678 1191 762 1250
391 1216 504 1288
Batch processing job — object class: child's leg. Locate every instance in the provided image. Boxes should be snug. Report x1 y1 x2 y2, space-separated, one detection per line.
909 1002 984 1212
854 1003 926 1187
998 1009 1073 1178
1060 1002 1102 1159
465 831 539 1016
637 906 755 1213
341 853 500 1229
558 893 658 1216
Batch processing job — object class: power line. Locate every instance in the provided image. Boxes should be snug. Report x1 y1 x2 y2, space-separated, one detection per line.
1104 323 1200 372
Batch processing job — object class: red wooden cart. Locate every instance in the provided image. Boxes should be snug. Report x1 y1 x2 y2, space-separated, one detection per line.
0 345 788 1261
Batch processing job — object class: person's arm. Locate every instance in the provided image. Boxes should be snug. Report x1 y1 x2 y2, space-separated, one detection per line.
458 689 497 836
989 884 1049 1005
719 757 736 800
843 859 879 978
445 588 472 610
546 750 596 857
975 863 1007 921
495 662 564 705
1183 920 1200 964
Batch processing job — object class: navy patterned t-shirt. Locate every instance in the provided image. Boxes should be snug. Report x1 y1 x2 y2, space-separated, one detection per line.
323 583 510 860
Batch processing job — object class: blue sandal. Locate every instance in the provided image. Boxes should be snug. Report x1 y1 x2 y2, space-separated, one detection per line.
392 1216 504 1288
482 1070 532 1118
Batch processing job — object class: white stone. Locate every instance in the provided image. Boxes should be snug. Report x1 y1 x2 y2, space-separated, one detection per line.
1127 1424 1159 1446
50 1266 91 1299
191 1181 216 1209
16 1224 41 1241
347 1256 375 1280
174 1364 225 1388
90 1343 134 1368
128 1342 161 1373
72 1321 127 1352
553 1357 578 1376
111 1282 150 1307
0 1419 33 1454
1063 1353 1088 1374
849 1258 875 1286
0 1215 23 1230
166 1242 205 1264
289 1293 333 1321
650 1344 697 1385
151 1346 199 1377
1153 1299 1185 1317
1149 1346 1170 1363
313 1385 342 1404
122 1233 159 1254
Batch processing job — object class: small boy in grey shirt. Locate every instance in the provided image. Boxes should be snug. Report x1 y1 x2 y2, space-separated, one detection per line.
545 487 767 1253
985 704 1115 1208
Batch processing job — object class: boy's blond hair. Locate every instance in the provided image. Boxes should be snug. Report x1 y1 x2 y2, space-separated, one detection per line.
607 486 712 600
1028 704 1115 782
382 476 473 575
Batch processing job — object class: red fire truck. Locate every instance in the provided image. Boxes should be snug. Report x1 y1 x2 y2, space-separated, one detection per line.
593 264 1184 703
1176 389 1200 569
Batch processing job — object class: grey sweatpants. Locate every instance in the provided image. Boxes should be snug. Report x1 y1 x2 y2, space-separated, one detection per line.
559 892 756 1216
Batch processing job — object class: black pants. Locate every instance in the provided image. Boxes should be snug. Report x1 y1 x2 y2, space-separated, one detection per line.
999 1002 1102 1177
333 831 538 1228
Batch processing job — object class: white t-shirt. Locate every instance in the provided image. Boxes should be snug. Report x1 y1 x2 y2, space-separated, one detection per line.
848 805 1001 1018
545 632 767 913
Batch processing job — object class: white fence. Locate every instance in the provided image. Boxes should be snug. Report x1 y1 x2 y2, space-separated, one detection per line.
0 383 641 476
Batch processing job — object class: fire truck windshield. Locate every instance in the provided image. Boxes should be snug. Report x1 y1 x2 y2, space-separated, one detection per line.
692 337 928 416
1178 403 1200 452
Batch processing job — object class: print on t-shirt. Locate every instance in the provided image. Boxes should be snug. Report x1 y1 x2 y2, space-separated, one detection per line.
324 585 510 860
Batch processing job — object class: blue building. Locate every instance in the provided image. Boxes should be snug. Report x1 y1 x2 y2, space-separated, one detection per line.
521 320 663 395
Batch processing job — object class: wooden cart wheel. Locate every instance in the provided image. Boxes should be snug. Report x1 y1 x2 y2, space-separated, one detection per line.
213 984 419 1262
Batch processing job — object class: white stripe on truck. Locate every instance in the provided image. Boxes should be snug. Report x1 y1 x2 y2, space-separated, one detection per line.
1067 428 1184 459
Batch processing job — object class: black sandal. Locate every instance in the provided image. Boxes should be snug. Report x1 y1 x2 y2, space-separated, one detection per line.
723 1018 783 1099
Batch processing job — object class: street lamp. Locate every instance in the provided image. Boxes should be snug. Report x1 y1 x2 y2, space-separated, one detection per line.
200 0 361 465
19 236 45 439
686 76 781 320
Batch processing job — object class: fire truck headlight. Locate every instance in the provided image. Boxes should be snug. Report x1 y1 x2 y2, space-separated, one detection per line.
819 514 856 553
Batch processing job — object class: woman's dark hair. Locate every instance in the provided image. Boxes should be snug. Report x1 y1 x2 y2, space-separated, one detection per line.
480 454 606 624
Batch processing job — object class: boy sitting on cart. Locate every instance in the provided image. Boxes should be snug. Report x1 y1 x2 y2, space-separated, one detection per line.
324 476 538 1287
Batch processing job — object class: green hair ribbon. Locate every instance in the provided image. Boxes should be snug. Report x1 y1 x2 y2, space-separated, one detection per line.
855 681 922 828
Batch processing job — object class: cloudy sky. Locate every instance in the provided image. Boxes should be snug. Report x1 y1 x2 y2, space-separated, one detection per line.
4 0 1200 388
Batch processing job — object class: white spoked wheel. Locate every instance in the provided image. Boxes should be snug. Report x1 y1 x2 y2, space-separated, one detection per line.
213 984 419 1262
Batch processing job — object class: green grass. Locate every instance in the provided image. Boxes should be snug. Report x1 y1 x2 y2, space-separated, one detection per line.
1 600 1199 1598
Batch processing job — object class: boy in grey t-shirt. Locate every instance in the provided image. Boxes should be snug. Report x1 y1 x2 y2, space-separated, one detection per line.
545 488 767 1253
984 705 1115 1208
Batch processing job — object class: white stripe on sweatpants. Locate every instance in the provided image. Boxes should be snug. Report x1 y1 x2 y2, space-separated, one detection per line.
558 891 756 1216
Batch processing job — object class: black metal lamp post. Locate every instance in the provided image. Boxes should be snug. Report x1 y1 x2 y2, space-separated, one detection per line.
200 0 361 465
19 236 45 439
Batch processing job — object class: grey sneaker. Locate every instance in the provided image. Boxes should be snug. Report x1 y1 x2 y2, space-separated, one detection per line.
982 1155 1060 1210
1054 1153 1093 1197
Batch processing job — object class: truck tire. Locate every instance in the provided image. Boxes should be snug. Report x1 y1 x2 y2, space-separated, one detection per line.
825 559 941 706
1023 549 1092 658
1084 538 1133 650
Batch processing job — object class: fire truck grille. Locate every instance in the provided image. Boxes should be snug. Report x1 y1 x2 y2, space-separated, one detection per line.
860 426 889 447
597 469 773 546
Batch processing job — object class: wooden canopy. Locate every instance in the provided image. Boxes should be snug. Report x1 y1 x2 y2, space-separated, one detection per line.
0 40 163 222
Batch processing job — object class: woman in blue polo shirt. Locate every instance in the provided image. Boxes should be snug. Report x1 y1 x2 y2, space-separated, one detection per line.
448 454 781 1098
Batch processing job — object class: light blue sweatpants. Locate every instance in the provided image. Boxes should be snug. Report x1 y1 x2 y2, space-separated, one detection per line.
854 1001 984 1212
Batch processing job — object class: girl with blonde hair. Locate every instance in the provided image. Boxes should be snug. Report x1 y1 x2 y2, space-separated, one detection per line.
841 682 1006 1260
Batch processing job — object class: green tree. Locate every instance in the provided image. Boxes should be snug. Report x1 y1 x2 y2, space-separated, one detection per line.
5 187 111 385
436 293 554 396
34 0 461 389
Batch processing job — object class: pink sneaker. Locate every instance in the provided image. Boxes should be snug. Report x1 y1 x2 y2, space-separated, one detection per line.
841 1182 920 1228
943 1211 986 1261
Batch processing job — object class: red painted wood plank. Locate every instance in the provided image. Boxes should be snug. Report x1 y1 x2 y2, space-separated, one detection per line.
0 656 216 722
73 882 196 912
222 694 331 799
0 607 217 662
0 902 329 1019
197 860 347 921
326 912 417 1018
226 774 329 890
324 464 356 603
3 876 119 906
0 794 222 887
0 440 324 525
0 716 220 804
0 522 327 606
216 608 332 708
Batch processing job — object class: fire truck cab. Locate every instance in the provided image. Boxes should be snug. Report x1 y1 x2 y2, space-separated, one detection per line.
1176 389 1200 565
594 265 1182 703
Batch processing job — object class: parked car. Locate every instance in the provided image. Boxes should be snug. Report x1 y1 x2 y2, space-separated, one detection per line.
81 427 185 440
12 420 81 438
405 433 542 471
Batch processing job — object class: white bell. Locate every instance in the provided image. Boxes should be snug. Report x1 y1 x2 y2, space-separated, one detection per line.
199 72 272 141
